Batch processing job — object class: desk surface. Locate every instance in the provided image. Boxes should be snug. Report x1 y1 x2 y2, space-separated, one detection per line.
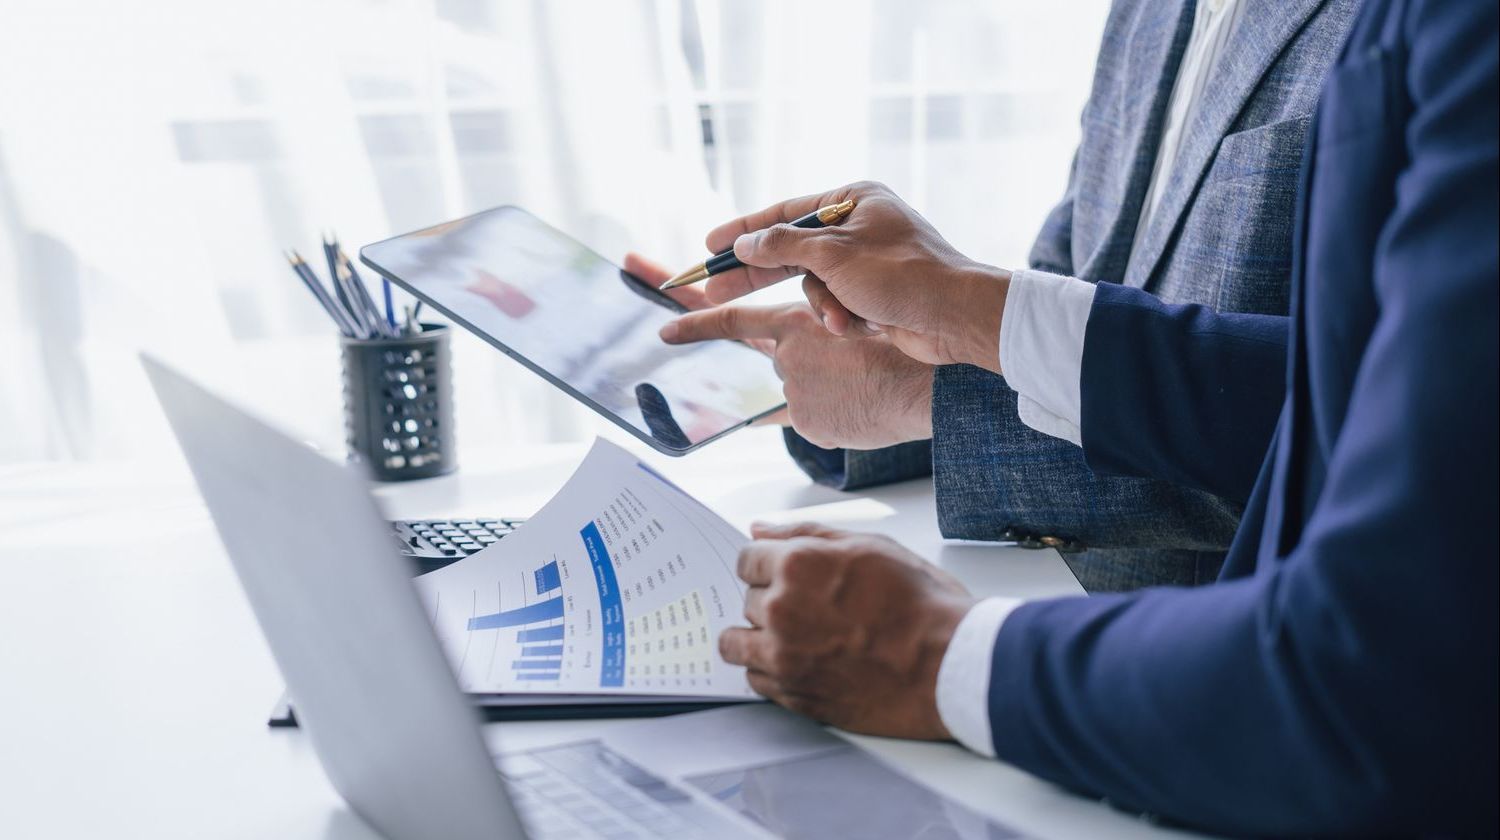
0 426 1203 839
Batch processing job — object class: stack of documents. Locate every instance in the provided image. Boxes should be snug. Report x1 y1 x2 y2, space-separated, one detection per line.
416 440 756 701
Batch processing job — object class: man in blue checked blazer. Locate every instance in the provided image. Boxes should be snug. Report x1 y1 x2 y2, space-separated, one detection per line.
635 0 1359 592
658 0 1499 833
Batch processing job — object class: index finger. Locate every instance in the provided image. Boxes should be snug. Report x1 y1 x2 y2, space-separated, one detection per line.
659 305 790 345
719 626 773 671
735 539 787 586
705 185 856 254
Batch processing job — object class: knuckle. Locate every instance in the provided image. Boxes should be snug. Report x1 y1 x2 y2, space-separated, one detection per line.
786 304 821 331
762 593 793 627
780 545 822 580
735 548 755 580
691 312 721 337
837 535 878 557
761 223 791 250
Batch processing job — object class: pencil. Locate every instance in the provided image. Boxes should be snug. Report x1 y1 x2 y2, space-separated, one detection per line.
285 250 357 337
323 234 368 336
338 247 392 337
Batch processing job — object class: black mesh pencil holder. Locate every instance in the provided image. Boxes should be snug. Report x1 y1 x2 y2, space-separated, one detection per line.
340 325 456 481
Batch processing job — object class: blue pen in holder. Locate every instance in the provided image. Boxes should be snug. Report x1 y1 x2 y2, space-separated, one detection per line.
340 324 456 481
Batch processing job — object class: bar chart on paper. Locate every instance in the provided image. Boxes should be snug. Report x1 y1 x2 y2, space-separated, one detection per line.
462 559 568 682
415 439 757 698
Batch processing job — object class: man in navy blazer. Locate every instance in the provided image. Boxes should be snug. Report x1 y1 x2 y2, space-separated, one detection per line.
661 0 1498 833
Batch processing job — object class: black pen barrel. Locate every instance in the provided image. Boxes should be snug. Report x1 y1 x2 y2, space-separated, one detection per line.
701 207 831 277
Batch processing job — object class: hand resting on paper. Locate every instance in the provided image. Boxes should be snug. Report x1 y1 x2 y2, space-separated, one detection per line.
718 521 975 740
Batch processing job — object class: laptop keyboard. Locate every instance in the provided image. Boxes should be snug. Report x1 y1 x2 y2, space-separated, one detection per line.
389 517 524 574
498 741 757 839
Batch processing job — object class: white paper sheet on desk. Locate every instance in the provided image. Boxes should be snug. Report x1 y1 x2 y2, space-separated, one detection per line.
414 438 755 698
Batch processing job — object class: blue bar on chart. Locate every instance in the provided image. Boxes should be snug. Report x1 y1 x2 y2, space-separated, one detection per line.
534 560 562 595
516 673 562 681
467 595 564 631
516 625 565 643
521 645 564 657
580 521 625 687
512 660 563 670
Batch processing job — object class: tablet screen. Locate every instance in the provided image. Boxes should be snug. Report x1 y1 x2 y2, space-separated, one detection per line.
360 206 787 454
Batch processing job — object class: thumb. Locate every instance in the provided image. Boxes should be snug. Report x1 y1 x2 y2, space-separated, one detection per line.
733 223 827 270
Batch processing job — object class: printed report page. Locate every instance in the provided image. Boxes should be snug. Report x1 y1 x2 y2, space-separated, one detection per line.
414 438 755 697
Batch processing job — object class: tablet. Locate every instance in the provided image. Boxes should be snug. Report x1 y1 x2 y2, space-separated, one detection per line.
359 206 787 456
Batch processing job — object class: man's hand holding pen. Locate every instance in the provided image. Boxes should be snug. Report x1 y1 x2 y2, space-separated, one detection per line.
663 181 1012 374
630 253 934 450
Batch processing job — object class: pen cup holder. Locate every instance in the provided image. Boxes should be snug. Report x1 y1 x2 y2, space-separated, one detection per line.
340 324 456 481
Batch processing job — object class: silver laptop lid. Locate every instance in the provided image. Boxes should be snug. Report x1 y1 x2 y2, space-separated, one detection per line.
142 354 525 840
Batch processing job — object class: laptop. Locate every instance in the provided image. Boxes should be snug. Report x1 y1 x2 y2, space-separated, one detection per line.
143 355 770 839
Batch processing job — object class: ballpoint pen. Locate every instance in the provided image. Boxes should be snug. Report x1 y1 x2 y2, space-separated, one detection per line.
382 277 396 333
658 198 857 290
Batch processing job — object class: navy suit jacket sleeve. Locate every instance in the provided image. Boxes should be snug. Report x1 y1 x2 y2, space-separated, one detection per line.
982 1 1499 834
1079 283 1287 502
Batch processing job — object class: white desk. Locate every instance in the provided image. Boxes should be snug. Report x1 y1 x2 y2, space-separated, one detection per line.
0 425 1203 839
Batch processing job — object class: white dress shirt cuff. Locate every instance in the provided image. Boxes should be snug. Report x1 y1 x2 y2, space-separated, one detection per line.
997 269 1098 447
1016 395 1083 448
935 596 1025 758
